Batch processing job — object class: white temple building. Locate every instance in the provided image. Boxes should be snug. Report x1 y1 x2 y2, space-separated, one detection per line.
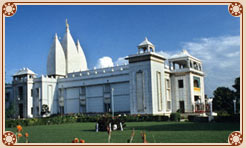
5 21 206 118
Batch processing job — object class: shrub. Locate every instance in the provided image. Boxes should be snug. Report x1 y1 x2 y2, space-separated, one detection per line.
188 115 198 122
5 113 170 128
124 115 169 122
170 112 181 122
214 114 240 122
194 116 209 122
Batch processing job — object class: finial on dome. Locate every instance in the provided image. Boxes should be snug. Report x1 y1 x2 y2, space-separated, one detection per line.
66 18 69 28
145 37 148 41
182 49 189 54
55 33 58 39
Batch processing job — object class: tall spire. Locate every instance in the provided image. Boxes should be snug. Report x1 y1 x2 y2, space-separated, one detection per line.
76 40 88 71
62 20 81 74
47 33 66 76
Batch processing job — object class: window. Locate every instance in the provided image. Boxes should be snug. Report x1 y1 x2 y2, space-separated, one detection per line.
31 107 33 114
36 88 39 98
194 80 199 88
104 103 111 113
60 106 64 114
59 88 63 96
80 87 86 96
193 76 200 88
104 84 110 93
166 79 171 111
18 86 23 100
31 89 33 97
178 80 184 88
165 79 171 100
36 107 39 115
167 101 171 110
166 79 170 89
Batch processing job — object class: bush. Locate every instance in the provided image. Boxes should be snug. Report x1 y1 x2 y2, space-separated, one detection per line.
124 114 169 122
5 113 170 128
194 116 208 122
214 114 240 122
188 115 198 122
170 112 181 122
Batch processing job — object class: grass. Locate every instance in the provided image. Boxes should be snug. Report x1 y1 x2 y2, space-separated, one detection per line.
6 121 240 143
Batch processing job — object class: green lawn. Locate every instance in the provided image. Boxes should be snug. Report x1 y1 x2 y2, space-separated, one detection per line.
5 121 240 143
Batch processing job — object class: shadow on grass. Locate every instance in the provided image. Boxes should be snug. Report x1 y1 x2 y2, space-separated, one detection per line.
127 122 240 131
81 129 96 132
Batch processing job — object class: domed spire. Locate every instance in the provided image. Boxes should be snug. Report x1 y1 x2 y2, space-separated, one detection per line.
138 37 154 46
62 20 83 74
47 33 66 76
76 40 88 71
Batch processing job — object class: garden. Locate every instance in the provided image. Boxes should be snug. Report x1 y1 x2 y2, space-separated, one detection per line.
5 113 240 143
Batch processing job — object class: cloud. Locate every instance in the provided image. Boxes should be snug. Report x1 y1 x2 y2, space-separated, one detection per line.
96 56 114 68
157 51 171 59
182 35 240 97
96 56 129 69
114 57 128 66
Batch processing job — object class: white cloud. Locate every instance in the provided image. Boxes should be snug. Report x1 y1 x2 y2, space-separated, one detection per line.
114 57 128 66
182 35 240 97
157 51 171 59
96 56 114 68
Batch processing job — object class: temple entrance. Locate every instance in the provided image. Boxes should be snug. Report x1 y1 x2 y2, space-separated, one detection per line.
179 101 185 113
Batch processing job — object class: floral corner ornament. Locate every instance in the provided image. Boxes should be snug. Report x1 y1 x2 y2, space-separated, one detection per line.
228 131 243 146
2 131 17 146
228 2 243 17
2 2 17 17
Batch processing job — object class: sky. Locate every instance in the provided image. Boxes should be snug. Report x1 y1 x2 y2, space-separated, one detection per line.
5 5 240 97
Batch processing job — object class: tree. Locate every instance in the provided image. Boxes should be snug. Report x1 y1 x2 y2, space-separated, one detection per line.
213 87 235 114
212 77 240 115
5 102 15 119
232 77 240 113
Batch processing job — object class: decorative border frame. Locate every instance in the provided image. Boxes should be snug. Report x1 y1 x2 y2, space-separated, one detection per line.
0 1 244 147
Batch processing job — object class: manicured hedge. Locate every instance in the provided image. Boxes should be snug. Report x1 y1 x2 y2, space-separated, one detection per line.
194 116 209 122
123 115 169 122
188 115 198 122
188 114 240 123
5 114 170 128
214 114 240 122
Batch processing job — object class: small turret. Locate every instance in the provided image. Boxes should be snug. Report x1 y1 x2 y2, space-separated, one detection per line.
137 37 155 54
